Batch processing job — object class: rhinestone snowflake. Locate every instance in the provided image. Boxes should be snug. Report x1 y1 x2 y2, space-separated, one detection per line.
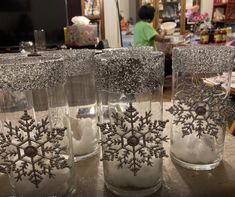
0 110 69 188
98 103 168 175
167 83 229 139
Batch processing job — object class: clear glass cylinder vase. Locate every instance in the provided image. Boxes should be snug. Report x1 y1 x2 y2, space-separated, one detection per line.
95 49 168 197
168 45 234 170
44 49 98 161
0 55 76 196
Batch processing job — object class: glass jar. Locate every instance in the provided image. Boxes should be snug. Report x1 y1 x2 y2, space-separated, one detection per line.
0 55 76 196
221 28 227 42
168 45 234 170
226 26 233 35
19 41 34 54
98 46 154 123
214 28 221 43
208 28 215 43
44 49 98 161
200 29 209 44
95 48 168 197
34 29 46 51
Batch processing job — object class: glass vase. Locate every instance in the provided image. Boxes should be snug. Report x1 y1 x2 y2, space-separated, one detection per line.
0 55 76 196
95 48 168 197
168 45 234 170
44 49 98 161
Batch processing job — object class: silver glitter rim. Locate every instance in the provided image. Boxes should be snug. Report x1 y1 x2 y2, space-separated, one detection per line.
0 55 65 91
102 46 154 53
95 48 165 94
172 45 235 73
41 49 95 77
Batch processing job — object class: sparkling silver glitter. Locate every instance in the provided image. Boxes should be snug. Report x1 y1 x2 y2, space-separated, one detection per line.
102 46 154 53
173 45 235 73
95 48 165 94
42 49 95 77
0 55 65 91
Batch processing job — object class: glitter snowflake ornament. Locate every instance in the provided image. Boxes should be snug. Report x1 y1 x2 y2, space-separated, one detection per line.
167 83 229 139
98 103 168 175
169 45 234 171
0 54 76 196
0 110 69 188
95 48 167 196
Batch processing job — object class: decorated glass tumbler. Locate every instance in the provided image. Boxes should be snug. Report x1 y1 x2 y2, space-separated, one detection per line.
95 49 169 197
45 49 99 161
0 55 76 196
168 45 234 170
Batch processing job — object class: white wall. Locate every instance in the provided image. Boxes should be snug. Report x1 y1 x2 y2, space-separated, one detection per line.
200 0 213 19
119 0 130 21
186 0 193 9
104 0 121 47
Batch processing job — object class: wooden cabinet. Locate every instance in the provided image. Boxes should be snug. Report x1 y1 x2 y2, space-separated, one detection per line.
212 0 235 23
81 0 105 39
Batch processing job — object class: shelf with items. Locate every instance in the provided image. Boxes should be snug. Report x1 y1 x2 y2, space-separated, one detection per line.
160 16 179 21
213 20 235 23
81 0 101 18
212 0 235 23
81 0 105 39
159 0 180 24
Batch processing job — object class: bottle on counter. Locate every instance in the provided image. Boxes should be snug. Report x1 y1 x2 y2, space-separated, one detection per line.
63 27 69 46
214 28 221 43
226 27 233 35
221 28 227 42
208 28 215 43
200 29 209 44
